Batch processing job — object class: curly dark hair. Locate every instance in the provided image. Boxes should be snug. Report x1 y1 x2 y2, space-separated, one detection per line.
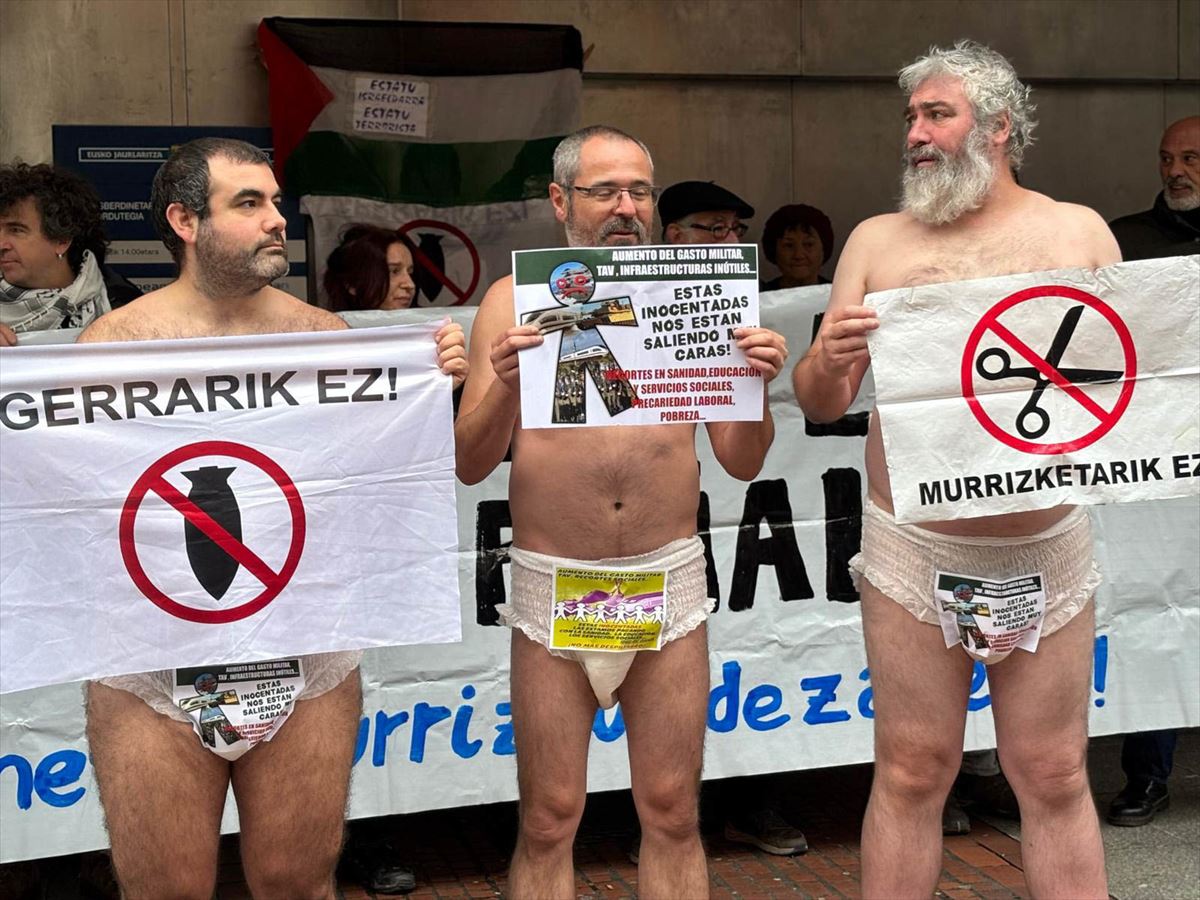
323 224 415 312
0 162 109 272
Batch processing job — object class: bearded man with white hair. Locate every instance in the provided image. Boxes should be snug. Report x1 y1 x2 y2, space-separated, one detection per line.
794 41 1119 898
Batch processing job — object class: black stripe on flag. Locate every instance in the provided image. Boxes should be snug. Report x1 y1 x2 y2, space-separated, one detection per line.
262 18 583 76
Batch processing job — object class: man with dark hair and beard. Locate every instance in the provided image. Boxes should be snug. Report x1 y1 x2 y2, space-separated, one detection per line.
455 125 787 899
77 138 466 899
794 42 1119 899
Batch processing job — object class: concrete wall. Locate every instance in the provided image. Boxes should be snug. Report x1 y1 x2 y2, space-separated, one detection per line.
2 0 1197 275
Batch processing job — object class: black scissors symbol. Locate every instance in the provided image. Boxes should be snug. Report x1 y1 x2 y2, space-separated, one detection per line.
976 305 1123 439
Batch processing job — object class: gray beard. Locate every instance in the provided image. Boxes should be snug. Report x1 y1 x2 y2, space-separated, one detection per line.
901 128 997 226
564 199 649 247
194 224 288 299
1164 182 1200 212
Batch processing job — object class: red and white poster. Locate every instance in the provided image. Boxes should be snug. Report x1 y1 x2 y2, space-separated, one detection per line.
0 325 461 693
868 256 1200 523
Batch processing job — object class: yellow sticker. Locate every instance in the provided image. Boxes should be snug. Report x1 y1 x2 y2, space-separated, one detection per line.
550 565 668 652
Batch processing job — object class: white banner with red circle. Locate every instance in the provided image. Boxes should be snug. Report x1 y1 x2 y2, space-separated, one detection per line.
0 325 461 694
867 256 1200 523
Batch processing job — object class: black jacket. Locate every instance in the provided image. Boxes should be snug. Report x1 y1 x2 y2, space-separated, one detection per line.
1108 192 1200 261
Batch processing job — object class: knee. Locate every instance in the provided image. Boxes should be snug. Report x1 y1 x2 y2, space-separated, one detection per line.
113 869 215 900
634 774 700 842
519 787 585 850
246 854 338 900
874 741 960 804
1001 743 1090 810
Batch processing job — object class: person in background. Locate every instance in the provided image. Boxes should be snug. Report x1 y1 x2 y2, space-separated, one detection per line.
759 204 834 291
322 221 430 895
657 179 754 245
324 223 417 312
0 161 140 345
1102 114 1200 828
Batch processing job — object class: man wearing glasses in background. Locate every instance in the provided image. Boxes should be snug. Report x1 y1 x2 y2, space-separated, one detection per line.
455 125 788 899
658 180 754 245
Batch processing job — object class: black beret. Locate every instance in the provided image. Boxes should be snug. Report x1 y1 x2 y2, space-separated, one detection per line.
657 180 754 228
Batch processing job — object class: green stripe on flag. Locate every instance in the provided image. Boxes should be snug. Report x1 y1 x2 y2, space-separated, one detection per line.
286 132 562 206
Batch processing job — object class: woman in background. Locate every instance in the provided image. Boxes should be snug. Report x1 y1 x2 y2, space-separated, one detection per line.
760 204 834 291
324 223 417 311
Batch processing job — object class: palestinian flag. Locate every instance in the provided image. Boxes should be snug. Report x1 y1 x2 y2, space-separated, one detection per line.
258 17 582 306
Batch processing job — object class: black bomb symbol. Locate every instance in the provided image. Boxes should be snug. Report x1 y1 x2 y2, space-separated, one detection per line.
182 465 241 600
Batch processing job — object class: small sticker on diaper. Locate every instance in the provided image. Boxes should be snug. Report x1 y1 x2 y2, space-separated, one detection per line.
173 659 305 761
935 572 1046 663
550 566 667 652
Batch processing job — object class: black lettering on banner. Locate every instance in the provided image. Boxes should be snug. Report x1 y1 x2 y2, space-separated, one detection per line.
0 393 37 430
123 381 162 418
261 371 298 407
804 314 868 437
474 500 512 626
697 490 721 612
822 468 862 603
43 388 79 427
81 384 120 423
317 369 349 403
351 368 385 402
729 479 813 610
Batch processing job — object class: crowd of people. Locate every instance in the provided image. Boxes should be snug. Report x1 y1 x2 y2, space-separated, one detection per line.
1 36 1197 900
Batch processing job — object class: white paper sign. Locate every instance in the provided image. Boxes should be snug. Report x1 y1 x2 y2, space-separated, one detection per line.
0 325 461 694
868 257 1200 523
512 245 763 428
352 75 430 136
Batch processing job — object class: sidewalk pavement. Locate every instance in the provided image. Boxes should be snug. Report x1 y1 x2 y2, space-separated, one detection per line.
3 730 1195 899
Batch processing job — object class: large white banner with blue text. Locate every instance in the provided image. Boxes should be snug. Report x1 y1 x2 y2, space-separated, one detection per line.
1 292 1196 862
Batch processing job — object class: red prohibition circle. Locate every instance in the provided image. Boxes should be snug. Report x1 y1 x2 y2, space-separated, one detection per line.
960 285 1137 455
398 218 481 305
119 441 306 624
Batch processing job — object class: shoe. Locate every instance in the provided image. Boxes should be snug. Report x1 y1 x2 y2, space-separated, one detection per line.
942 794 971 835
1107 780 1169 827
339 841 417 894
956 771 1020 819
724 808 808 856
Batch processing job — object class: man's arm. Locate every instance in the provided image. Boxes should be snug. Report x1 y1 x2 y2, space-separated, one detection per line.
791 220 879 423
454 276 542 485
1065 203 1123 267
0 323 16 346
704 327 787 480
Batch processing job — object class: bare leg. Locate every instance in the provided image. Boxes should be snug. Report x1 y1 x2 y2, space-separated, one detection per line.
859 580 974 899
86 682 228 900
507 632 598 900
621 624 709 900
990 603 1107 898
232 668 362 900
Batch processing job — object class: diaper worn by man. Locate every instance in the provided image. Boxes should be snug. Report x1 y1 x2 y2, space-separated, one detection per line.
793 43 1118 899
79 138 466 900
456 125 786 900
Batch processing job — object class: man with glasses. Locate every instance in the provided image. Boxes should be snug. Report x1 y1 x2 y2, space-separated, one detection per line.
658 180 754 244
456 125 787 899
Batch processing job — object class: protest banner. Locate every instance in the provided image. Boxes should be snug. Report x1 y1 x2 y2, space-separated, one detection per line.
868 257 1200 523
0 326 460 694
512 244 762 428
1 292 1196 863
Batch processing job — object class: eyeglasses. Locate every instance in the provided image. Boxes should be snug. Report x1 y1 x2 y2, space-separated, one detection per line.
686 222 749 239
569 184 660 204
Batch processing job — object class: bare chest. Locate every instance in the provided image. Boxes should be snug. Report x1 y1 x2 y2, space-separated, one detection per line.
871 221 1092 292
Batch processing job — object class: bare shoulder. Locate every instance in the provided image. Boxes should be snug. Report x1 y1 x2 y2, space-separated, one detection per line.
1050 200 1122 265
77 288 173 343
264 287 348 333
